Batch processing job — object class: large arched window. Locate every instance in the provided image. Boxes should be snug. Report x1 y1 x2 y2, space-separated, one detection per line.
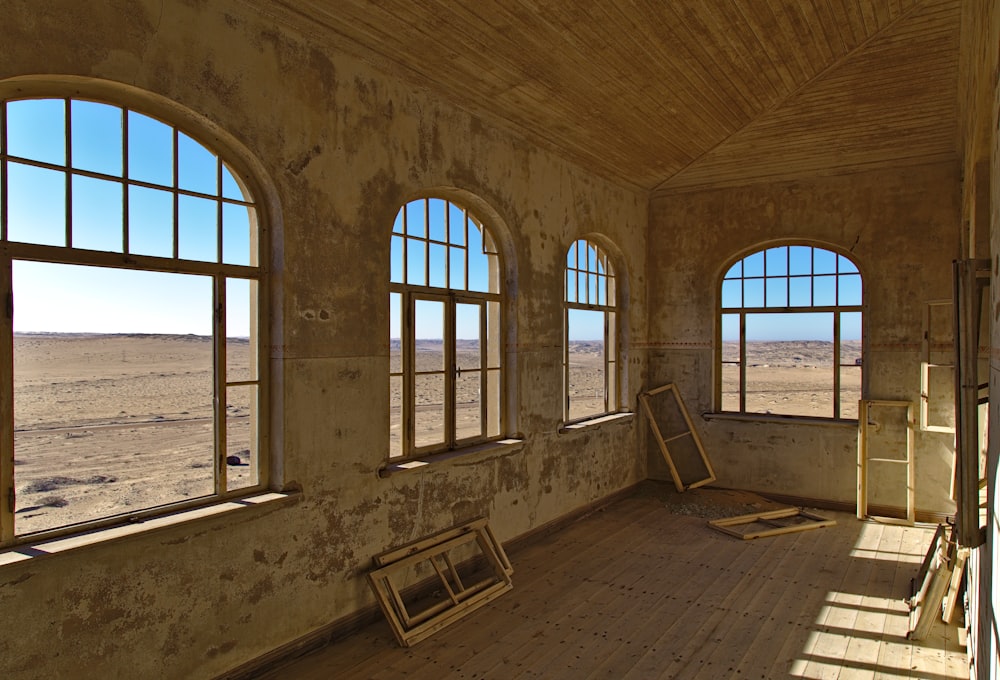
0 95 264 545
564 239 619 422
389 197 503 458
719 244 862 419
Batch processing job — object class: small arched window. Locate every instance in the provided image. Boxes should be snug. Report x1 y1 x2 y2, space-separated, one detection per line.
389 197 504 458
564 239 619 422
719 244 862 419
1 95 265 544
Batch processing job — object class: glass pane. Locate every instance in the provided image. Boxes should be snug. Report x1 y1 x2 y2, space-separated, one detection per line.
814 275 836 306
578 272 588 304
449 203 465 245
789 246 812 275
392 209 404 234
839 366 861 419
789 277 811 306
429 243 447 288
743 278 764 307
405 200 425 237
428 198 447 241
178 132 218 195
723 260 742 279
721 279 741 308
391 235 404 284
813 248 837 274
468 224 489 292
414 299 444 371
414 374 445 448
221 164 244 201
179 194 218 262
226 384 258 492
71 100 123 176
838 273 862 306
766 277 787 307
12 262 214 535
389 375 402 458
743 251 764 277
450 246 465 290
222 203 252 266
567 241 577 268
567 308 605 420
128 185 173 257
745 312 834 417
456 303 481 369
455 371 482 442
127 111 173 187
841 312 862 356
838 255 858 273
407 239 426 286
226 277 257 382
72 174 122 252
721 363 740 411
7 162 66 246
7 98 65 165
389 292 402 374
765 247 787 276
721 314 739 350
486 301 501 369
566 270 576 303
486 368 500 437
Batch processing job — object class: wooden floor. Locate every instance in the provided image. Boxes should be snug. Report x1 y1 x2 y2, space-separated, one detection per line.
257 486 968 679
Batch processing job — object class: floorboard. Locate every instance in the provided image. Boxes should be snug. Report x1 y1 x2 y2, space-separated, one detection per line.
251 485 969 680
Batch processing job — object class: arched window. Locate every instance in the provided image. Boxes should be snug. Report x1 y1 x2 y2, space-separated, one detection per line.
0 95 264 544
719 244 862 419
564 239 619 422
389 197 503 458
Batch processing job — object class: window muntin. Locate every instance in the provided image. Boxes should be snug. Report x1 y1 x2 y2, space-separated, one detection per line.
719 245 862 419
564 239 618 422
0 97 263 544
389 198 502 458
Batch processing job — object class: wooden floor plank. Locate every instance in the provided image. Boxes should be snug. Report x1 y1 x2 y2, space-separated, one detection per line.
253 488 969 680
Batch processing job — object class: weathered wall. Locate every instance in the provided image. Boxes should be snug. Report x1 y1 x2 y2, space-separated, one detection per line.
647 164 961 514
0 2 648 678
964 0 1000 676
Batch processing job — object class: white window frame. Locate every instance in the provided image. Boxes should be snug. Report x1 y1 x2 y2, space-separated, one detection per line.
0 95 267 546
718 244 863 420
389 197 504 459
564 239 619 423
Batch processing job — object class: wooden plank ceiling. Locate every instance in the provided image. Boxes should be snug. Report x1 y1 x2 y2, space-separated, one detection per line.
247 0 961 193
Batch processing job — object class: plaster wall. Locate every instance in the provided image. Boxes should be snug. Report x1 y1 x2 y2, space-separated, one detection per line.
647 164 961 515
0 2 648 678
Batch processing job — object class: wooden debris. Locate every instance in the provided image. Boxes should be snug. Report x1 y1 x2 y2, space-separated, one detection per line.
708 507 836 540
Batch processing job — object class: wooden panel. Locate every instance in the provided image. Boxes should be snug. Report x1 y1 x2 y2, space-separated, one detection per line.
238 0 946 191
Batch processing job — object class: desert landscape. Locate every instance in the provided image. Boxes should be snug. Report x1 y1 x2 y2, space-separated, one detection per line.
12 333 256 537
14 335 857 535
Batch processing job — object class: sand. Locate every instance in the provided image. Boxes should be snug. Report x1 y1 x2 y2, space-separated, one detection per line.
14 335 855 537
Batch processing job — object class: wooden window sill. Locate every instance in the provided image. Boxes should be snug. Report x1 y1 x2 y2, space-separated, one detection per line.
559 411 635 433
379 438 525 478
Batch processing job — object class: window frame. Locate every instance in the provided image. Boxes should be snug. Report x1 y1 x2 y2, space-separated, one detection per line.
389 196 505 459
717 243 863 420
563 238 620 424
0 94 268 547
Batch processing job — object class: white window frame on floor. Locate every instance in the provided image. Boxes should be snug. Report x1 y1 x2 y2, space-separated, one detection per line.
0 94 267 546
717 244 863 420
389 197 504 459
563 239 619 423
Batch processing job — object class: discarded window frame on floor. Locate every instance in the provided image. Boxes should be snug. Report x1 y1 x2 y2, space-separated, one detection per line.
367 518 513 647
857 399 915 526
708 507 836 540
639 383 716 492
